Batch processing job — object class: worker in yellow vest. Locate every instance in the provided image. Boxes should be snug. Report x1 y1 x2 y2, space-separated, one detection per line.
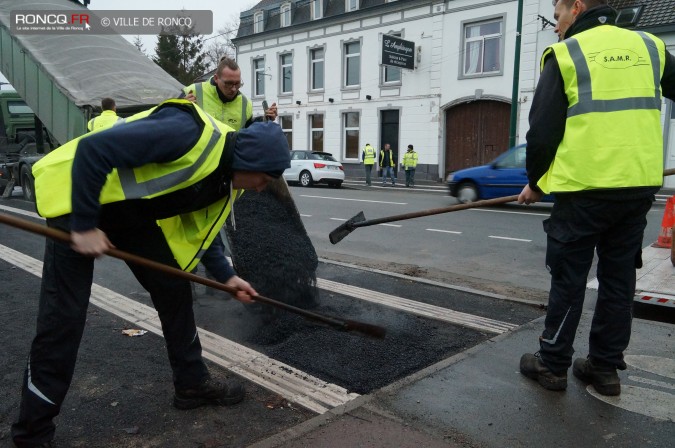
182 57 276 129
10 100 291 447
402 144 418 188
362 143 376 185
518 0 675 397
379 143 396 186
87 97 121 131
182 57 277 294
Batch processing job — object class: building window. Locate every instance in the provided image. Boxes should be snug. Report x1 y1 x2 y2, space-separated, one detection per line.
346 0 358 12
280 53 293 94
343 112 360 159
309 114 324 152
280 115 293 150
462 18 503 77
253 58 265 96
310 47 324 91
343 41 361 87
311 0 323 20
280 3 291 27
615 6 642 27
253 11 264 33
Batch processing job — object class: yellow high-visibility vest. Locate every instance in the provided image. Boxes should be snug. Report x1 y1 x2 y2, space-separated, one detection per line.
537 25 665 194
87 110 121 131
183 80 252 130
363 145 376 165
33 99 242 271
403 151 418 169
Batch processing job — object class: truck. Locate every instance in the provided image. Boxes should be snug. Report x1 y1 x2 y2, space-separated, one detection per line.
0 0 184 200
0 90 57 200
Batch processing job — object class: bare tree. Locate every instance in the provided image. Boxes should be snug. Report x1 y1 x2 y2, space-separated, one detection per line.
132 35 146 55
203 13 240 70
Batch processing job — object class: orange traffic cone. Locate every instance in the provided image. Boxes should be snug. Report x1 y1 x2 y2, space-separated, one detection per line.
654 195 675 248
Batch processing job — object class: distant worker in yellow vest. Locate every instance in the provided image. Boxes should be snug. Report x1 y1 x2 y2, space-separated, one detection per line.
182 57 278 294
10 100 291 448
402 144 418 188
361 143 376 186
87 97 121 131
518 0 675 397
379 143 396 186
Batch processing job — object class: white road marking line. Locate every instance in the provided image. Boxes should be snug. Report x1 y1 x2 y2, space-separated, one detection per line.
317 279 517 334
300 195 407 205
0 244 358 414
470 208 549 217
330 218 347 221
587 385 675 422
300 214 312 217
488 236 532 242
628 375 675 391
625 355 675 380
427 229 462 234
0 205 42 219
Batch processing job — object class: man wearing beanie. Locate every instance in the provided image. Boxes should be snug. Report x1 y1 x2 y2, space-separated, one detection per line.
11 99 290 448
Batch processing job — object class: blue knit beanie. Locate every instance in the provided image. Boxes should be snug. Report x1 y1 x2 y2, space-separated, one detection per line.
232 121 291 177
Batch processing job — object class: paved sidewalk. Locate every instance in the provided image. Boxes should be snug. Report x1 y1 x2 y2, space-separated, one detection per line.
252 296 675 447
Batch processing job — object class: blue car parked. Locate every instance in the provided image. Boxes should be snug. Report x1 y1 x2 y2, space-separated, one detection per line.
447 144 553 203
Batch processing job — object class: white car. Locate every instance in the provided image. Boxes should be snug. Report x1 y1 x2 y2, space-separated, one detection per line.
283 150 345 188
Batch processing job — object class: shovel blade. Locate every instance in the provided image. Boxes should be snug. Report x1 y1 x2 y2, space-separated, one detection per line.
329 211 367 244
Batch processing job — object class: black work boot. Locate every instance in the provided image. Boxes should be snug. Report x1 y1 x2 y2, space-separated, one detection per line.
174 377 245 410
520 353 567 391
573 357 621 396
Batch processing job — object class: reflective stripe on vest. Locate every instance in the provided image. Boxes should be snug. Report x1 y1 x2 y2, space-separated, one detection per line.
564 33 661 118
117 113 222 198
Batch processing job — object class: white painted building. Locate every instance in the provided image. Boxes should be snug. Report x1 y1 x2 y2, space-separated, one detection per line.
233 0 675 186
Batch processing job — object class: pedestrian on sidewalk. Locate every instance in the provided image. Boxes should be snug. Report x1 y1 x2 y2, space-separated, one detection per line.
362 143 376 186
380 143 396 186
11 99 291 448
518 0 675 397
402 144 418 188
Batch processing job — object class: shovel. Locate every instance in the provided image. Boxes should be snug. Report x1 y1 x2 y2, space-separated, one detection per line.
330 195 520 244
0 212 386 339
330 168 675 245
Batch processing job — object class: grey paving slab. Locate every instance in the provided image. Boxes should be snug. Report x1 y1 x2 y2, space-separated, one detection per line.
382 313 675 448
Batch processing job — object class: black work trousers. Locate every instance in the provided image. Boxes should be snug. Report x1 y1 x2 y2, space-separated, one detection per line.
12 215 208 447
538 194 653 374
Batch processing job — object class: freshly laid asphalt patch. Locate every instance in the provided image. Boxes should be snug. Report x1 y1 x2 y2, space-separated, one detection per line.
192 261 545 395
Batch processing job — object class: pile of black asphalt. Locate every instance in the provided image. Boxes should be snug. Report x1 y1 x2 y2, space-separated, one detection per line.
225 180 319 317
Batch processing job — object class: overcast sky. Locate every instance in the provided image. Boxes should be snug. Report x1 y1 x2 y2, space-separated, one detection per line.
90 0 258 55
0 0 259 85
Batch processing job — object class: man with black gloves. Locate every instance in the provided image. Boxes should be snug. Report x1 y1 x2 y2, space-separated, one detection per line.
519 0 675 396
11 99 290 448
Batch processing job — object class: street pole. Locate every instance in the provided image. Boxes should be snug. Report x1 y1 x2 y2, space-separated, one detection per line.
509 0 524 148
